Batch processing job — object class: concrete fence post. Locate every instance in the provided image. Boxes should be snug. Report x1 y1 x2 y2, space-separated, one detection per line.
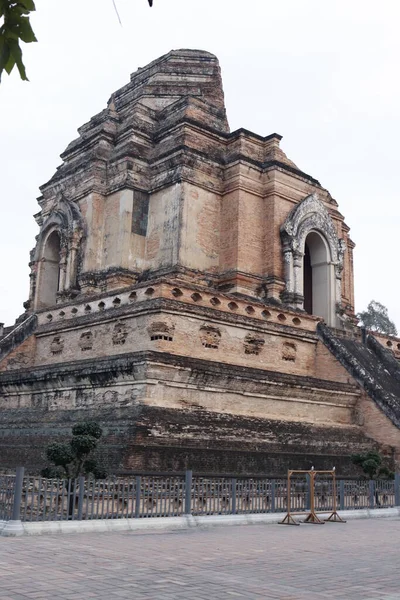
231 478 237 515
271 480 276 512
135 476 141 518
184 470 192 515
369 480 375 509
395 473 400 507
339 480 345 511
2 467 24 537
306 474 311 511
77 476 85 520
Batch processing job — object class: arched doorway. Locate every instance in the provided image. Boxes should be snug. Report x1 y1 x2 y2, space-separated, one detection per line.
281 194 345 328
37 231 61 308
303 231 335 324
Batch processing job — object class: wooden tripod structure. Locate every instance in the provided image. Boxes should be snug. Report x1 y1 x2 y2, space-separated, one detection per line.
279 469 346 525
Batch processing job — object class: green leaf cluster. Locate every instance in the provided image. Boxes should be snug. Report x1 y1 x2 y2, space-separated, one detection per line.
351 450 394 480
0 0 37 82
42 421 107 480
357 300 397 336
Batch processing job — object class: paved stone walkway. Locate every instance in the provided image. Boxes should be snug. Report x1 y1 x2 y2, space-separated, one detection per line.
0 518 399 599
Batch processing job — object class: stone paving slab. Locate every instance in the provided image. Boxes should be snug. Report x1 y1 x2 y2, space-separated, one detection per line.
0 518 400 599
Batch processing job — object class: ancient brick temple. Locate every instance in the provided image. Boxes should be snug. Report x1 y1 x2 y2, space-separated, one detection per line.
1 49 400 474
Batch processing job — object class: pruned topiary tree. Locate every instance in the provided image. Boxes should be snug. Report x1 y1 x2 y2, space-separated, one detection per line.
41 421 107 480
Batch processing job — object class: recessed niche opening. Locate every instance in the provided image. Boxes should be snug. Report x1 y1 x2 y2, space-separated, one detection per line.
228 302 239 311
150 335 173 342
191 293 202 302
210 297 221 306
171 288 183 298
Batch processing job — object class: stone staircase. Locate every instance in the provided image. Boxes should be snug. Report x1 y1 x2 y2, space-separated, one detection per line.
0 314 37 363
318 323 400 429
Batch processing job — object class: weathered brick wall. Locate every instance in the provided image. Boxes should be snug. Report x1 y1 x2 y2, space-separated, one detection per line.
0 401 376 475
219 190 239 272
180 182 220 272
374 332 400 361
235 189 264 275
0 335 36 372
33 310 319 379
123 405 376 476
357 390 400 466
0 348 371 475
314 341 352 384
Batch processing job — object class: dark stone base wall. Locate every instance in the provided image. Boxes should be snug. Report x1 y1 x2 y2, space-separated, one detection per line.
0 404 383 477
124 446 368 477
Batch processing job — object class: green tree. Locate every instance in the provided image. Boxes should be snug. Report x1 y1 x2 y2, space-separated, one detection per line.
351 450 393 480
357 300 397 336
1 0 154 82
0 0 37 82
42 421 107 480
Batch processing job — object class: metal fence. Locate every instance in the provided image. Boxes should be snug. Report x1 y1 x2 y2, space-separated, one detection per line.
0 474 16 520
1 469 399 523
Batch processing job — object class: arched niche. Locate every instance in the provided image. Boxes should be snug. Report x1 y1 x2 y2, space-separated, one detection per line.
303 231 335 325
281 194 345 327
36 230 61 308
30 194 85 310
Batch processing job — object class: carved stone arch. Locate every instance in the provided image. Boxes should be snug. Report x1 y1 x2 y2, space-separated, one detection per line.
32 194 86 309
281 194 342 257
34 213 68 262
35 195 85 251
280 193 346 326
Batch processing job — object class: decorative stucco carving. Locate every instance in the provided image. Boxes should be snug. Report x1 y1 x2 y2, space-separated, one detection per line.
79 331 93 351
282 342 297 362
112 321 129 345
281 194 345 264
200 325 221 349
50 336 64 355
244 334 265 355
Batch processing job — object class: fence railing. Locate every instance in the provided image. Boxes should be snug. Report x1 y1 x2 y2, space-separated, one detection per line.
1 469 399 524
0 474 16 520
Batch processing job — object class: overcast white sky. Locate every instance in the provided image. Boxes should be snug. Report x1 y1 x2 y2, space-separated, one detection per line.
1 0 400 330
